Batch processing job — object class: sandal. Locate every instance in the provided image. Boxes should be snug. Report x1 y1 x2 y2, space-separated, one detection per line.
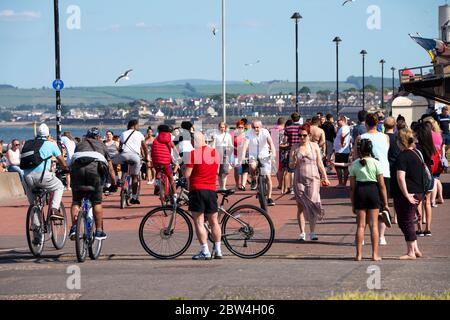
238 185 246 191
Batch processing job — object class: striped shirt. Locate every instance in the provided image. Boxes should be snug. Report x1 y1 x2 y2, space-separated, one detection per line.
284 123 301 148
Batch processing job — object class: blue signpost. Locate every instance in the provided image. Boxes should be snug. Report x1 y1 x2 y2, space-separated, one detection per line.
52 79 64 91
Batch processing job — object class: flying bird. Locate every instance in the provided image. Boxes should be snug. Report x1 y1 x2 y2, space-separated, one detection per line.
342 0 355 6
212 25 218 36
115 69 133 84
245 60 261 67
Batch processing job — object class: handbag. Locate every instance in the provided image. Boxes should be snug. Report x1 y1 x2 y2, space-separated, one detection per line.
118 130 135 153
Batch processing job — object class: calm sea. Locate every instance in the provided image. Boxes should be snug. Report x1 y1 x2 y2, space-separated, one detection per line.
0 126 146 143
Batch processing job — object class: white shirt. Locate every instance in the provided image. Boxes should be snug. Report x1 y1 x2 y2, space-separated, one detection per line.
246 128 271 159
120 129 145 156
213 132 232 148
334 125 351 154
6 148 20 166
61 136 76 165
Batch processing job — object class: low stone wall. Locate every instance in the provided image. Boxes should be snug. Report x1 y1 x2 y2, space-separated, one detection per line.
0 172 26 202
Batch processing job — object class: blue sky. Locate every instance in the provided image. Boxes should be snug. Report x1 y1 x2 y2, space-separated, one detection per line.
0 0 445 88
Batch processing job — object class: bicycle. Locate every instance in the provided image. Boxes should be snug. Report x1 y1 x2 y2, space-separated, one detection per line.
26 188 67 257
253 157 270 212
119 161 141 209
74 187 103 262
139 189 275 259
155 165 171 207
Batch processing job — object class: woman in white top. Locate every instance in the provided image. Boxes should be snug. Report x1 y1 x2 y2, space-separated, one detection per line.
6 139 24 181
212 122 233 190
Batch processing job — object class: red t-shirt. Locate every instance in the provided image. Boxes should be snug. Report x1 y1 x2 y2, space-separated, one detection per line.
186 146 219 191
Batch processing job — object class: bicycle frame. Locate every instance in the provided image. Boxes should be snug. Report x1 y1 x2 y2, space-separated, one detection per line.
81 198 93 241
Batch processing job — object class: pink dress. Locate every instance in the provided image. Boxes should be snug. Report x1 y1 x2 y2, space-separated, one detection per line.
293 143 325 222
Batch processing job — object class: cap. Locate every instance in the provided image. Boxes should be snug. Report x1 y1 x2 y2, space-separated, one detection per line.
38 123 50 137
86 127 100 138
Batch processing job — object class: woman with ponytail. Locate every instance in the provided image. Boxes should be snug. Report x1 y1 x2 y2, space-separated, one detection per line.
349 138 389 261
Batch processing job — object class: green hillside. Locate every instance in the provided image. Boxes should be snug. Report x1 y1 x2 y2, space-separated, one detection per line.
0 81 358 108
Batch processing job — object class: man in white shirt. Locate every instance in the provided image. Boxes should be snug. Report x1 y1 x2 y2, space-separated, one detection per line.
333 116 351 186
118 120 149 204
241 120 277 206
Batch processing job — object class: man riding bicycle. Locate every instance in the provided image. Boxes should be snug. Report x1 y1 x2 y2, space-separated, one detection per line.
22 124 69 220
69 128 117 241
118 120 149 205
241 120 277 206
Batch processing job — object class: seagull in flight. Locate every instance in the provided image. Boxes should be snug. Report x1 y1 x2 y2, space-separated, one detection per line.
115 69 133 84
212 25 218 36
342 0 355 6
245 60 261 67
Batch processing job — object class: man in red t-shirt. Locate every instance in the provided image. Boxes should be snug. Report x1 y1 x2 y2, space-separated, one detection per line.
185 132 221 260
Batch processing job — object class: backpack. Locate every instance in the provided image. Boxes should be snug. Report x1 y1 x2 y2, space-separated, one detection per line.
431 150 444 176
412 149 434 192
20 138 52 170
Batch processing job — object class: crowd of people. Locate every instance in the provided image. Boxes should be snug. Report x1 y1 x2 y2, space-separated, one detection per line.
1 104 449 261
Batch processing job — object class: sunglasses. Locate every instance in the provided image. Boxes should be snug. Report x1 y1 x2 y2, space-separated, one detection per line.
238 126 244 129
299 134 308 138
14 144 20 146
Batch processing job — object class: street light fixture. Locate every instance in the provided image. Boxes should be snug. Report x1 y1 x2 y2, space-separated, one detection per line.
360 50 367 110
333 37 342 117
380 59 386 109
291 12 302 113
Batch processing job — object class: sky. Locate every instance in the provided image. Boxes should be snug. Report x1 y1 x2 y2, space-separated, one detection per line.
0 0 446 88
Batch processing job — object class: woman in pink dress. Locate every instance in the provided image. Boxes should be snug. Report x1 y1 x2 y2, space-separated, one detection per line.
289 124 330 242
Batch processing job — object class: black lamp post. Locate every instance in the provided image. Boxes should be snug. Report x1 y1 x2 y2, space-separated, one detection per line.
390 66 396 116
291 12 302 113
333 37 341 117
360 50 367 110
53 0 62 145
380 59 386 109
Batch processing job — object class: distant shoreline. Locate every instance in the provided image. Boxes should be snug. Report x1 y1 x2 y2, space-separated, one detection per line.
0 122 127 129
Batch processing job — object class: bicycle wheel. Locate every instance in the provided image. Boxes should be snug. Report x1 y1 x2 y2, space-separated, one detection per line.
257 175 268 211
75 211 88 263
159 176 169 207
222 204 275 259
88 219 102 260
51 203 68 250
26 205 45 257
139 207 193 259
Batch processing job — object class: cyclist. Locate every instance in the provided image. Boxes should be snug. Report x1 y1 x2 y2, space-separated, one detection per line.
152 124 177 196
118 120 149 205
241 120 277 206
69 127 117 241
22 123 69 220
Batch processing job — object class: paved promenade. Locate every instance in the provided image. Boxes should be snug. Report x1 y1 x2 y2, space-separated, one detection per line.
0 173 449 300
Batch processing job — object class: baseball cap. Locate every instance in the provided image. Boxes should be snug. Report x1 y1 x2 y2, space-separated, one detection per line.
86 127 101 138
38 123 50 137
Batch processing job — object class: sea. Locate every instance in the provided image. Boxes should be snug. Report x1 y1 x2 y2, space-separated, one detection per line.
0 126 146 143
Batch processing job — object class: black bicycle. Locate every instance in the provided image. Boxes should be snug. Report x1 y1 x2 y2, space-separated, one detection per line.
255 157 269 212
139 189 275 259
26 188 67 257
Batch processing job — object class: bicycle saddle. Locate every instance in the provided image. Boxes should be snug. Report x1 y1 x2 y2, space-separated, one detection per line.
216 189 235 196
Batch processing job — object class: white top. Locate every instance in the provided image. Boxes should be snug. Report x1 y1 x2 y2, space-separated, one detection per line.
6 148 20 166
213 132 233 148
246 128 271 159
178 140 194 154
361 132 390 178
120 129 145 156
333 125 351 154
61 136 76 165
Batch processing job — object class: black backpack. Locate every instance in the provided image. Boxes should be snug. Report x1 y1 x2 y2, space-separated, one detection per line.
20 138 52 170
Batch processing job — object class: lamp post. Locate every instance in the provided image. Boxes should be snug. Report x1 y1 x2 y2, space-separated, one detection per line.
222 0 226 123
333 37 341 117
380 59 386 109
360 50 367 110
53 0 62 145
291 12 302 113
390 66 396 116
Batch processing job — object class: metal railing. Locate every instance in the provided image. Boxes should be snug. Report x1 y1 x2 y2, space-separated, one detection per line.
399 64 450 84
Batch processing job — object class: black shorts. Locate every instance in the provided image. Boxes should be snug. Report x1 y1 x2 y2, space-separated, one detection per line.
188 189 218 214
354 182 381 210
71 164 103 205
335 153 350 166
